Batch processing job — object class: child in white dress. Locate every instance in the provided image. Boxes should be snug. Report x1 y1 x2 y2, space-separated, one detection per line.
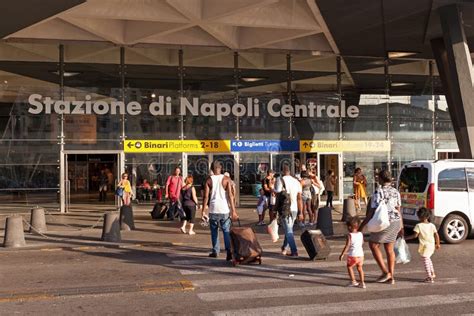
339 217 366 288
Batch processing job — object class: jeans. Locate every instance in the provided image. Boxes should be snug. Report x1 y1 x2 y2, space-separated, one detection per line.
209 213 231 255
281 210 298 255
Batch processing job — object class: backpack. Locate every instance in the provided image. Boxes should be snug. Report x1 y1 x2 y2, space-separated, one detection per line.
274 178 292 218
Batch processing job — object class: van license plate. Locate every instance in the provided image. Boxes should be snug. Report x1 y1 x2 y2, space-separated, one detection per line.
403 208 416 215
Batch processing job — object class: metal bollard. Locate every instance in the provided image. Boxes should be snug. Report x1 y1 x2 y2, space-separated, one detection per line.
101 212 121 242
120 205 135 231
3 215 26 248
30 207 47 234
341 197 357 222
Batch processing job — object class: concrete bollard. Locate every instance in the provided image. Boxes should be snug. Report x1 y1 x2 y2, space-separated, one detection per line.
120 205 135 231
3 215 26 248
341 197 357 222
30 207 47 234
101 212 121 242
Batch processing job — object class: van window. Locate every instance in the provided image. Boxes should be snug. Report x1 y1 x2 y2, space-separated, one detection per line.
466 169 474 191
438 168 467 191
398 167 428 193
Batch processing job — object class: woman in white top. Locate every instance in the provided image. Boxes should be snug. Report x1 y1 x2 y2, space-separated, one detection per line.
339 217 366 289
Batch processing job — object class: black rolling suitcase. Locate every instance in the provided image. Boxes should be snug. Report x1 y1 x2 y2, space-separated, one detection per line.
150 202 168 220
300 229 331 261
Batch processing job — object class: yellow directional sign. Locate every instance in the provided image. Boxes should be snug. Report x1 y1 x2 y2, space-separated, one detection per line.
300 140 391 152
124 140 231 153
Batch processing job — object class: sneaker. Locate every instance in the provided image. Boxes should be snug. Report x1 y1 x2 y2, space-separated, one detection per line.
188 231 196 235
208 252 218 258
347 281 360 287
359 283 366 289
286 252 298 258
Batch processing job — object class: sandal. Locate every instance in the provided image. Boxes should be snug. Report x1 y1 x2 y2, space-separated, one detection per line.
376 274 392 283
180 227 186 234
347 281 360 287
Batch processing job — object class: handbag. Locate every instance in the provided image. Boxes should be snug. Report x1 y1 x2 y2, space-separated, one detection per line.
115 187 124 197
267 219 279 242
367 188 390 233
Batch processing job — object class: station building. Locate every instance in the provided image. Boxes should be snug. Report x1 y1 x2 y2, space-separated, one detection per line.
0 0 472 212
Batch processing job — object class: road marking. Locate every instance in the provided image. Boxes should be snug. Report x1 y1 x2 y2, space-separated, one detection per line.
212 291 474 316
178 259 378 275
199 279 462 302
0 280 194 303
191 269 428 288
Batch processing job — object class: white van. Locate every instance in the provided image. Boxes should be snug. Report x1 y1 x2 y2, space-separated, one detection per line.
398 160 474 244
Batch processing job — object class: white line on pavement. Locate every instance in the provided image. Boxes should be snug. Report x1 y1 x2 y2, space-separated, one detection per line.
199 279 462 302
212 291 474 316
191 269 429 288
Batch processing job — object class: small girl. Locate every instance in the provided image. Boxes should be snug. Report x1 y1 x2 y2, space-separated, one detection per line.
339 217 366 288
405 207 441 283
256 188 267 226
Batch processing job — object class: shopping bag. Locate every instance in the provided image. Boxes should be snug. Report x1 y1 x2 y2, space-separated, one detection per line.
394 237 411 264
115 187 124 197
267 219 279 242
366 189 390 233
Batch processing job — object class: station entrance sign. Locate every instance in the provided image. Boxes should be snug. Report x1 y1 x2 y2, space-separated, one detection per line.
124 140 231 153
124 139 391 153
300 140 391 152
230 140 299 152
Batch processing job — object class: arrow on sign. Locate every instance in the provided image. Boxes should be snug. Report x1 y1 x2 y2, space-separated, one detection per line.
303 142 309 148
127 142 134 149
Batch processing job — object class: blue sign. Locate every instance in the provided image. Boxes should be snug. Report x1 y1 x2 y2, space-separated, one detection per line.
231 140 300 152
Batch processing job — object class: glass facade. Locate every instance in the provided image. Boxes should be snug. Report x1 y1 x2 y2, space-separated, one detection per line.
0 43 458 210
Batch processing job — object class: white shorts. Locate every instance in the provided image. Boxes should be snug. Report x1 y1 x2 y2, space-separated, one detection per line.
257 206 265 215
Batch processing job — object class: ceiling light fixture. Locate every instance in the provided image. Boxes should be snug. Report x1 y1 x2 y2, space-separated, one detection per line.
387 51 418 58
52 71 81 77
151 93 156 98
226 84 243 88
241 77 265 83
391 82 413 87
311 51 322 56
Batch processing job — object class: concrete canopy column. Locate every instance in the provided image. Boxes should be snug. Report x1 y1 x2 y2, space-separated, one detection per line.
431 4 474 158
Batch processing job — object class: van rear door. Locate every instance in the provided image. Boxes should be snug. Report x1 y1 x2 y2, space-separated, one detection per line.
398 164 429 224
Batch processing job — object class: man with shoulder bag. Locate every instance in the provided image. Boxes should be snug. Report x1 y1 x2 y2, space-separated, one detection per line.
274 165 303 258
165 167 183 220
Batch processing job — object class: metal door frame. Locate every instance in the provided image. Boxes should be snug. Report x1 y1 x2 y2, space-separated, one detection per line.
61 150 124 213
317 152 343 204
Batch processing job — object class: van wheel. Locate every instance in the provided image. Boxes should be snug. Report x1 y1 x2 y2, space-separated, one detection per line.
441 214 469 244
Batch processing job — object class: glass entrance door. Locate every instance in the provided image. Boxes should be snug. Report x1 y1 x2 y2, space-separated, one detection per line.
318 153 343 203
65 153 119 208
